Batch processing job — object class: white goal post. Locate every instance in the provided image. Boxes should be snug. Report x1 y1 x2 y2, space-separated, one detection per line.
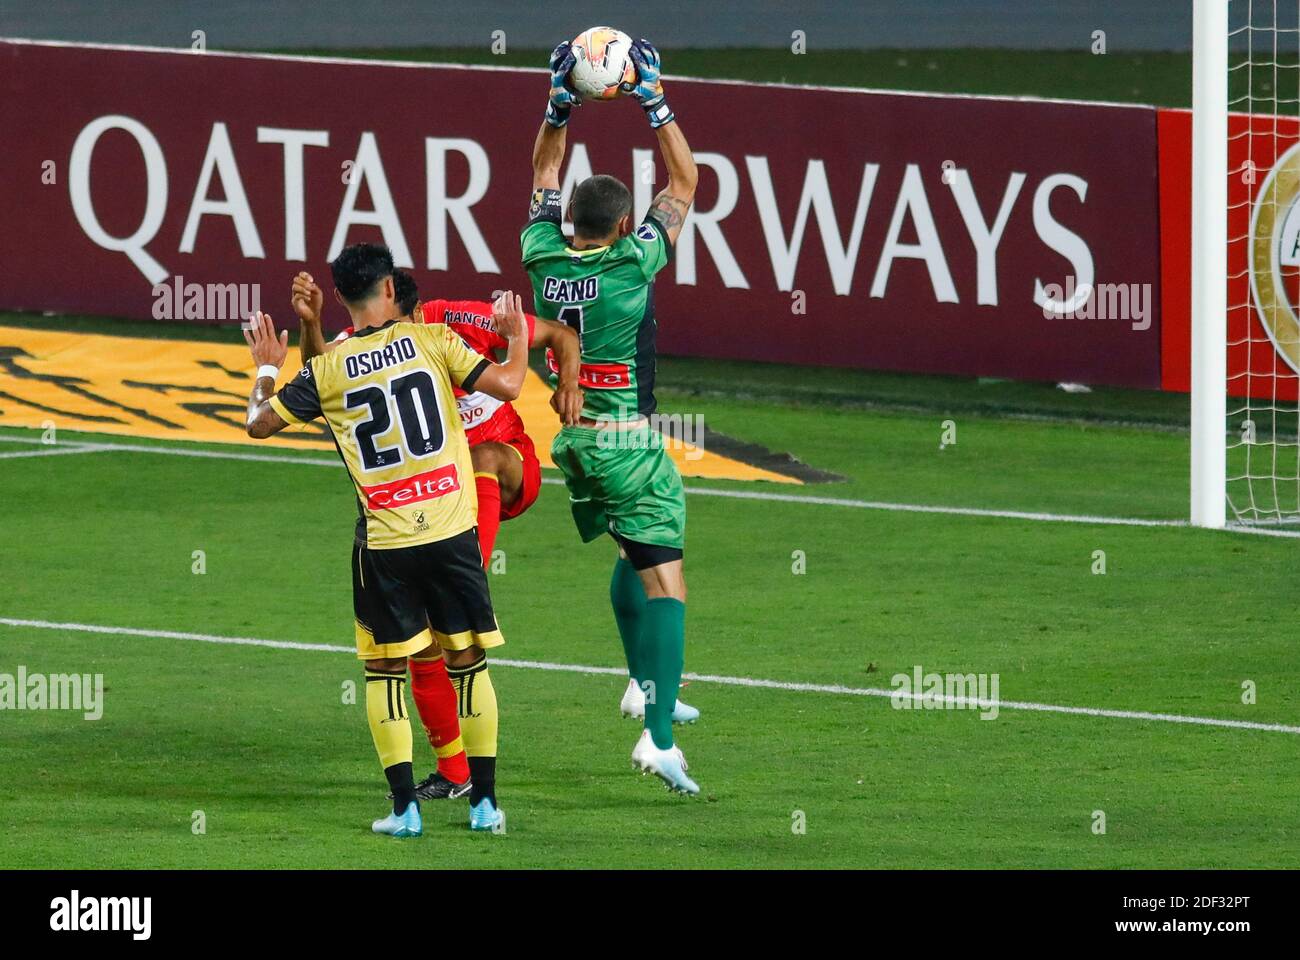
1191 0 1228 528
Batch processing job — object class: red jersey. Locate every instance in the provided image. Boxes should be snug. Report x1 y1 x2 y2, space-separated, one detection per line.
332 298 536 446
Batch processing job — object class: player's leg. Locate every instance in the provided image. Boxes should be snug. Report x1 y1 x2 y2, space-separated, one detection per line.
404 443 512 797
406 648 471 798
494 433 543 531
611 548 647 709
635 556 687 746
552 426 630 695
600 432 698 794
402 440 531 799
622 550 698 796
553 423 699 747
442 645 502 831
469 441 525 563
363 654 421 836
353 543 431 837
613 545 700 724
620 545 687 743
419 529 508 832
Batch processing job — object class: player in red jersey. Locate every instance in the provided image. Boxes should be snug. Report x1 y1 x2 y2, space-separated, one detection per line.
292 268 581 800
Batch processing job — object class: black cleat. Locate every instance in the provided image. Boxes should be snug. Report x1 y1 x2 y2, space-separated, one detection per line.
387 770 471 800
388 770 472 801
416 771 472 800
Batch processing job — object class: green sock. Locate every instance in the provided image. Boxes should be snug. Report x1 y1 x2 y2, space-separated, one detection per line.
641 597 686 750
610 557 647 682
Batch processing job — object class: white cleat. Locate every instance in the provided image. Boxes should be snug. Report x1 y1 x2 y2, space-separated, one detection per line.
619 678 701 724
631 729 700 795
619 678 642 717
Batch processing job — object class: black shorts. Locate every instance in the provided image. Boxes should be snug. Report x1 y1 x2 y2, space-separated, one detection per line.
611 531 684 570
352 527 504 660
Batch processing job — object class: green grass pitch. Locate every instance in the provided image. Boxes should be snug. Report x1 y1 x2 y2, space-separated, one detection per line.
1 47 1294 869
1 358 1297 869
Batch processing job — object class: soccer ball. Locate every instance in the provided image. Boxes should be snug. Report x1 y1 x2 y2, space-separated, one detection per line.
568 26 636 101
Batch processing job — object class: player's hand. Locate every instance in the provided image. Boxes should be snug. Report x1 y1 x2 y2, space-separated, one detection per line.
546 40 580 126
551 379 584 427
492 291 526 343
243 311 289 370
290 272 324 325
624 38 664 104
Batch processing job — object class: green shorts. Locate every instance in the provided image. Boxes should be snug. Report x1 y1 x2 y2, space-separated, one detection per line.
550 422 686 551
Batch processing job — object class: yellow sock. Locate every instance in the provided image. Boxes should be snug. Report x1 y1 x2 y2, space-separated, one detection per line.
365 670 413 770
447 656 498 757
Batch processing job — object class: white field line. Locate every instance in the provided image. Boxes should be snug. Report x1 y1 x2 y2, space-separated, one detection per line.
1224 523 1300 539
676 486 1188 528
0 433 1191 530
0 434 341 468
2 616 1297 736
0 443 114 460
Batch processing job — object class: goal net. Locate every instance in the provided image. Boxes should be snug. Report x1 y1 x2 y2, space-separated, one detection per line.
1211 0 1300 527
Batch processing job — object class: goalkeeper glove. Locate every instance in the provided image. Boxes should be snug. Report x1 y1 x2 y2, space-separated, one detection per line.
625 39 675 128
546 40 580 127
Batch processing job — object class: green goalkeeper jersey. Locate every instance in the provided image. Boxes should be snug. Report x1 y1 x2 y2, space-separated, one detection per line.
521 189 671 421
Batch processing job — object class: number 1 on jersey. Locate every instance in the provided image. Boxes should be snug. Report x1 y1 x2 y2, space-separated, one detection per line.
557 305 584 351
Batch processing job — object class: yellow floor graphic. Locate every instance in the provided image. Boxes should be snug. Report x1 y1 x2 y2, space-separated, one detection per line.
0 327 798 484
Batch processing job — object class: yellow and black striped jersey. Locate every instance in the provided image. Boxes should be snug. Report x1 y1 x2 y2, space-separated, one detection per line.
269 318 491 550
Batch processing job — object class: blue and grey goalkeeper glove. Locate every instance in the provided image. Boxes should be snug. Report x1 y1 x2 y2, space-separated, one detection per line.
625 39 675 128
546 40 580 127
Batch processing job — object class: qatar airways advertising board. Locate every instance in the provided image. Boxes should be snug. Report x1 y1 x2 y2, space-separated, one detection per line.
0 39 1162 387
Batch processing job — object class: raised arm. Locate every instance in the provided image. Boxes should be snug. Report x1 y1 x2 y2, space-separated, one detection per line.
290 271 332 362
532 122 565 192
628 39 697 246
647 121 697 246
242 311 291 439
533 40 578 191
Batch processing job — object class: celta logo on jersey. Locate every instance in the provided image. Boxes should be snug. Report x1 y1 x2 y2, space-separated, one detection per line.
545 351 630 388
542 276 598 303
344 336 417 379
361 462 461 509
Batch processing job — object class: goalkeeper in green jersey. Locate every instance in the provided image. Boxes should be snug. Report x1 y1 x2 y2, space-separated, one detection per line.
523 37 702 794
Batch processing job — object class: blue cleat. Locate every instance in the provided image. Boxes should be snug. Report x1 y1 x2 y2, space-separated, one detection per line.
619 678 700 724
469 797 505 832
371 800 422 838
671 700 701 724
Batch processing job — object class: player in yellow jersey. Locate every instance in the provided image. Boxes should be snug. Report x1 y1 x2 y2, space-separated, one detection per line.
241 242 529 836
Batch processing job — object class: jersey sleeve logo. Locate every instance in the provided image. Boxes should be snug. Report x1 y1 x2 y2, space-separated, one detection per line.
636 223 658 242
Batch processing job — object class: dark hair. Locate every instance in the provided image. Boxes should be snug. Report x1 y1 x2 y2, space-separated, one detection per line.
393 269 419 315
572 174 632 239
329 243 393 304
